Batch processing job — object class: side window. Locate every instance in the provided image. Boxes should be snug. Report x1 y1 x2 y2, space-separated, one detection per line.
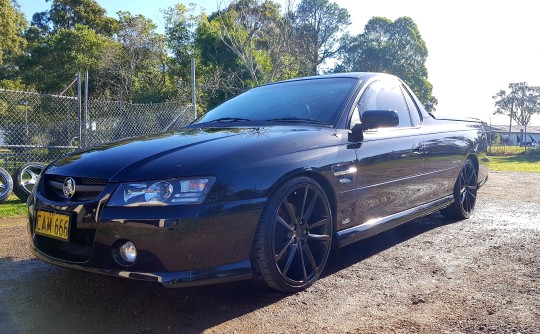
358 80 412 128
401 85 422 126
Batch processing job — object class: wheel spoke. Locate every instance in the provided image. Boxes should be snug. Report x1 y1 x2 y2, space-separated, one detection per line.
300 186 309 220
303 192 318 222
23 180 35 187
275 238 294 261
309 217 329 229
303 242 318 272
0 184 5 190
281 243 298 276
466 193 473 212
26 170 37 180
299 245 308 280
276 214 294 232
283 199 299 225
307 233 331 242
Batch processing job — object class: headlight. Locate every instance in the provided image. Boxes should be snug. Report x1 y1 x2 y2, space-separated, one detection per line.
107 177 216 207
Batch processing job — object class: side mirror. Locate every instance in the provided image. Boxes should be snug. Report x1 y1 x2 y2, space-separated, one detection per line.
348 110 399 142
361 110 399 130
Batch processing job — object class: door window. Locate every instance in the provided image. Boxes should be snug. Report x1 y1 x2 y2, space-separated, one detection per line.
358 80 412 128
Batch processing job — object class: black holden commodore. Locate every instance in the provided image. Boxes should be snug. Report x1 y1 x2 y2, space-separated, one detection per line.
27 72 488 292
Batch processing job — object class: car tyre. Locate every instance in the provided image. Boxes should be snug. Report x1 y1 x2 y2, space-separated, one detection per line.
252 177 333 293
12 162 45 202
440 159 478 220
0 167 14 203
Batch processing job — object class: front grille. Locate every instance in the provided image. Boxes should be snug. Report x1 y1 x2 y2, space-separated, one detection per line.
43 174 108 202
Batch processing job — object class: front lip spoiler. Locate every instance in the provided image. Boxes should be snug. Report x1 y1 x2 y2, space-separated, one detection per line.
30 246 253 288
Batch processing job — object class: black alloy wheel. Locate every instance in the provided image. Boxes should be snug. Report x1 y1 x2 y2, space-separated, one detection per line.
441 159 478 219
253 177 333 292
12 162 44 202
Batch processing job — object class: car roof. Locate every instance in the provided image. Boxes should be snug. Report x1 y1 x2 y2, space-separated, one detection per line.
262 72 394 87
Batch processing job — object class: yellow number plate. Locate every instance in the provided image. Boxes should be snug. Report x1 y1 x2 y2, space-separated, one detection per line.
36 210 70 241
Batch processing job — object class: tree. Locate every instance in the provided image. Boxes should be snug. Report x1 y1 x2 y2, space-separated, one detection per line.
32 0 117 36
215 0 298 86
162 3 199 78
20 24 115 94
292 0 350 75
98 12 173 102
336 16 437 111
493 83 540 136
0 0 27 66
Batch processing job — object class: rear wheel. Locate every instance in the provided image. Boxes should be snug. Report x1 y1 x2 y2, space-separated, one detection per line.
252 177 333 293
0 167 14 203
440 159 478 219
12 162 44 202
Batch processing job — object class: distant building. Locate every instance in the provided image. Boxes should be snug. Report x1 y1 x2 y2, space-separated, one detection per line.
483 124 540 146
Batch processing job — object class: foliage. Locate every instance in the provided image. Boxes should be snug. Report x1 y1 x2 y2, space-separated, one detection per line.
162 3 199 80
7 0 441 112
33 0 117 36
293 0 350 75
493 82 540 127
488 145 526 156
336 16 437 111
20 24 116 94
97 12 175 102
0 0 27 66
215 0 299 86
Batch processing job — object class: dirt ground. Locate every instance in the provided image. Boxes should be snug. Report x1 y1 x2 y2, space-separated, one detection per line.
0 170 539 334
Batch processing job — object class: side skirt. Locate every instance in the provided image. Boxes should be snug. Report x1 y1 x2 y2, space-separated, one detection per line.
336 195 454 248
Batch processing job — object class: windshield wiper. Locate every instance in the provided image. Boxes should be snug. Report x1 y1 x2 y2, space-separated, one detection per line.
204 117 253 124
267 117 330 125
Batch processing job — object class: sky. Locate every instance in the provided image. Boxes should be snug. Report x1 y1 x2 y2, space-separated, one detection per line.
16 0 540 126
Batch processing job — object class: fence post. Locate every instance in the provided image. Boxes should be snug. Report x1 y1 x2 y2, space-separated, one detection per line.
84 70 89 148
77 73 82 148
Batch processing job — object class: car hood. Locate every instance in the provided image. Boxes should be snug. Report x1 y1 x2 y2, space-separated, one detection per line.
45 126 334 182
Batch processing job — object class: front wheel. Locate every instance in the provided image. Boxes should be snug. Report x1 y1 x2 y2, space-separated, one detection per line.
252 177 333 293
440 159 478 219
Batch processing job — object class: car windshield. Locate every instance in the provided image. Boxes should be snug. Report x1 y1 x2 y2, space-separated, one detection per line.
195 77 358 125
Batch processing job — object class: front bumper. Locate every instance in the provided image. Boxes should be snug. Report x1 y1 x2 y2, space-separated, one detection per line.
27 191 266 287
30 246 253 287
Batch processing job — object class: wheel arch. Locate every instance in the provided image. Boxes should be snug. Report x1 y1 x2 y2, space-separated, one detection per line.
264 170 338 234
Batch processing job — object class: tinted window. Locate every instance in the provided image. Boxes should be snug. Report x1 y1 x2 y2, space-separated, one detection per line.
358 80 412 128
402 85 422 126
197 78 358 125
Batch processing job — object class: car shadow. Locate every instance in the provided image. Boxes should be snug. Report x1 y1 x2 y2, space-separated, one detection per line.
0 212 458 334
324 212 459 277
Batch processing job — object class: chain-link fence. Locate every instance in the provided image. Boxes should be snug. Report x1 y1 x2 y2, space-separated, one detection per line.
0 89 194 173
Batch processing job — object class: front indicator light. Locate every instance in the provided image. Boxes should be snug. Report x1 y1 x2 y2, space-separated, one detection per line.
119 241 137 263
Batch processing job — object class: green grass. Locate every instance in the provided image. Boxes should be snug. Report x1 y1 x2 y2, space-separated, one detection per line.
0 194 28 218
488 155 540 172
